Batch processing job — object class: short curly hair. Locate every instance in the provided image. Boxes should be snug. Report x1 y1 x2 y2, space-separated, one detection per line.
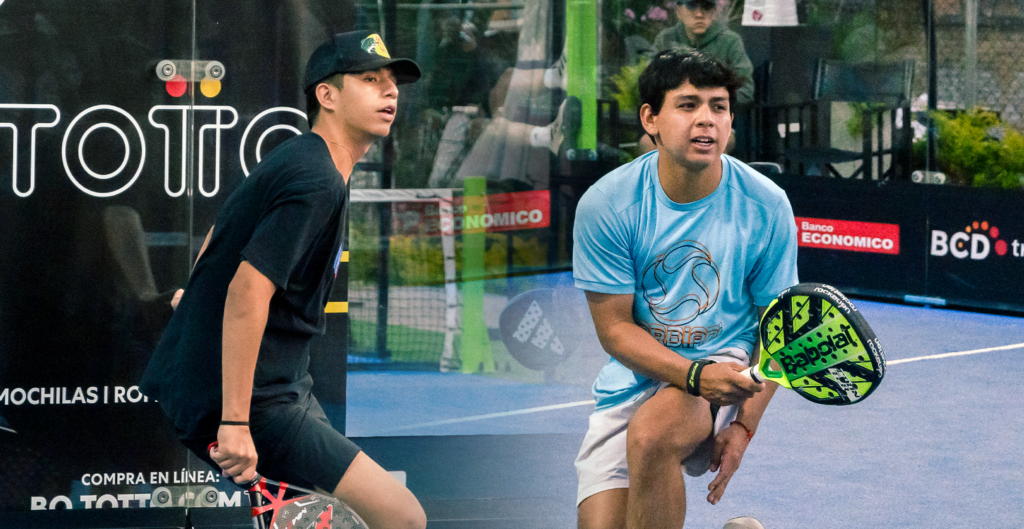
639 48 745 116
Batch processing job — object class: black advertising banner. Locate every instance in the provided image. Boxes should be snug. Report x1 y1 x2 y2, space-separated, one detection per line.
0 2 355 525
925 186 1024 312
776 175 1024 314
773 176 929 300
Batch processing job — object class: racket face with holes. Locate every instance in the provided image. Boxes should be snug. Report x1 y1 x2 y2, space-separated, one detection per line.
208 442 368 529
499 288 575 370
757 283 885 405
247 476 369 529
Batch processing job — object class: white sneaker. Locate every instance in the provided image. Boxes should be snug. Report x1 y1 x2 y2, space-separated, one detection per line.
723 516 765 529
543 52 567 90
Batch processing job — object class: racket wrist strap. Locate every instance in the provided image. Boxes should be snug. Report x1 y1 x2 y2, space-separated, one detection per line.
685 359 711 397
731 420 754 442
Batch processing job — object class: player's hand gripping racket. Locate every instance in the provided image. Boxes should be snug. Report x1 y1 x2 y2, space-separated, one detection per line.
743 283 885 405
208 442 368 529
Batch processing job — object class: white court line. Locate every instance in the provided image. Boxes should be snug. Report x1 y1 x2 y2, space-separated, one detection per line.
379 399 595 433
888 342 1024 365
382 342 1024 433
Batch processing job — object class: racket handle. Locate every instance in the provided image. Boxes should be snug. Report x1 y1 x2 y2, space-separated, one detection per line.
240 473 263 490
742 365 764 384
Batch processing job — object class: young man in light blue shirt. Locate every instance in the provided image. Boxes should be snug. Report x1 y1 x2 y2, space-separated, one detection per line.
573 49 799 529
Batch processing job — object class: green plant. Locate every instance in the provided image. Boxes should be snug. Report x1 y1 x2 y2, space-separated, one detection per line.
610 58 649 116
921 110 1024 190
977 125 1024 189
844 102 888 138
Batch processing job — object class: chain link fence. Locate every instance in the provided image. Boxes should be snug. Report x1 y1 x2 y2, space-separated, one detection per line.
934 0 1024 129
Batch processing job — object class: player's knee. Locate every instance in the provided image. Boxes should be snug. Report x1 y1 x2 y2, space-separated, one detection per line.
390 502 427 529
380 495 426 529
627 422 691 463
409 503 428 529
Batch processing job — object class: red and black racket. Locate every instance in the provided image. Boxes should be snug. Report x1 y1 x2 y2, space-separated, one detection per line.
208 442 368 529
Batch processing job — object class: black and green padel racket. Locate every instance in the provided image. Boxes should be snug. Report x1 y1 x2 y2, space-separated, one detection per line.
743 283 885 405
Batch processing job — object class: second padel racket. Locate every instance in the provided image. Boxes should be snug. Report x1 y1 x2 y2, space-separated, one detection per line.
209 442 368 529
744 283 885 405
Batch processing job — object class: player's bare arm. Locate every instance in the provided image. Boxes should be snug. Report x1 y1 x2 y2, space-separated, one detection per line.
212 260 277 483
706 306 778 504
584 291 762 406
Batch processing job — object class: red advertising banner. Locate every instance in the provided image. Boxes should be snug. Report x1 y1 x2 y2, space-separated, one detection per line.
392 190 550 236
795 217 900 255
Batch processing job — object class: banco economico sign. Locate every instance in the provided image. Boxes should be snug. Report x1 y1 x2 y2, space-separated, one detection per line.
392 190 550 236
795 217 900 255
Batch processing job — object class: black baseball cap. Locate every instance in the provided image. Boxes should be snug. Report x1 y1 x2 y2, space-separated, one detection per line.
303 30 421 92
679 0 716 8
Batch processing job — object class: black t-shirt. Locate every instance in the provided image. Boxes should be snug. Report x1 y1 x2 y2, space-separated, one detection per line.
140 133 347 439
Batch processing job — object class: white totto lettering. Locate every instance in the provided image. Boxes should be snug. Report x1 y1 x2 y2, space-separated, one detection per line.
148 105 240 197
31 491 241 510
801 232 894 250
0 104 61 196
800 221 834 233
0 104 306 198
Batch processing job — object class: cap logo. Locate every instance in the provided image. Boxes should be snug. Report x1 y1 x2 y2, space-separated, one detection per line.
360 34 391 59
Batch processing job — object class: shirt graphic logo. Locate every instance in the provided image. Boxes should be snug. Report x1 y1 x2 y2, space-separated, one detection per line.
642 241 720 325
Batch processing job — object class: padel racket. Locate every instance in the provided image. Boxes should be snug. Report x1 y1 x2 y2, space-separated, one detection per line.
743 283 885 405
498 288 579 370
209 442 368 529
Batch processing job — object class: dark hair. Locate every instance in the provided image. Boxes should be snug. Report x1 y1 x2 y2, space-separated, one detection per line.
639 49 745 116
305 74 344 126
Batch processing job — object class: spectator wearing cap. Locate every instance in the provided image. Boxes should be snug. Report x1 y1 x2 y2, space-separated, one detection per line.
653 0 754 106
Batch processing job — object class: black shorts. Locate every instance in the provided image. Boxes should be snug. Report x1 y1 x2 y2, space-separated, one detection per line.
181 395 361 492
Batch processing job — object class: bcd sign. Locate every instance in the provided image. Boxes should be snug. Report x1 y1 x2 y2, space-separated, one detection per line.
930 221 1009 260
930 230 990 260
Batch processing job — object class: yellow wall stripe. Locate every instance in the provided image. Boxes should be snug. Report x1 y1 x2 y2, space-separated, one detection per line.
325 301 348 313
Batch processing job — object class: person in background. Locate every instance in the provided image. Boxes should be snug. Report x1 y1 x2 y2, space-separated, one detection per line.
639 0 755 156
653 0 754 106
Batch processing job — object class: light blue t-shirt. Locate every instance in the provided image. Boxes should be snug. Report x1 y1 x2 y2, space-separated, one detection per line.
573 151 799 409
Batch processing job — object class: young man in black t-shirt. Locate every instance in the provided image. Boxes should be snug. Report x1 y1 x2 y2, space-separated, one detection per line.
141 31 427 529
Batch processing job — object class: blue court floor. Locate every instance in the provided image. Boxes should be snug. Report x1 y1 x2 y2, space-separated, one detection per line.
344 295 1024 528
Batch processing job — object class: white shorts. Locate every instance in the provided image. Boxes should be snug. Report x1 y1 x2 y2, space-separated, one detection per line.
574 348 749 506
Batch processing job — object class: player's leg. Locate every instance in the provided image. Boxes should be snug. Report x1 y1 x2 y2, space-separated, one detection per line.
625 384 713 529
577 488 627 529
331 451 426 529
251 399 426 529
576 383 658 529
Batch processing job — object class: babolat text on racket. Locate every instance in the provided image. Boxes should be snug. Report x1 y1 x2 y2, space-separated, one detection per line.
743 283 885 405
208 442 368 529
